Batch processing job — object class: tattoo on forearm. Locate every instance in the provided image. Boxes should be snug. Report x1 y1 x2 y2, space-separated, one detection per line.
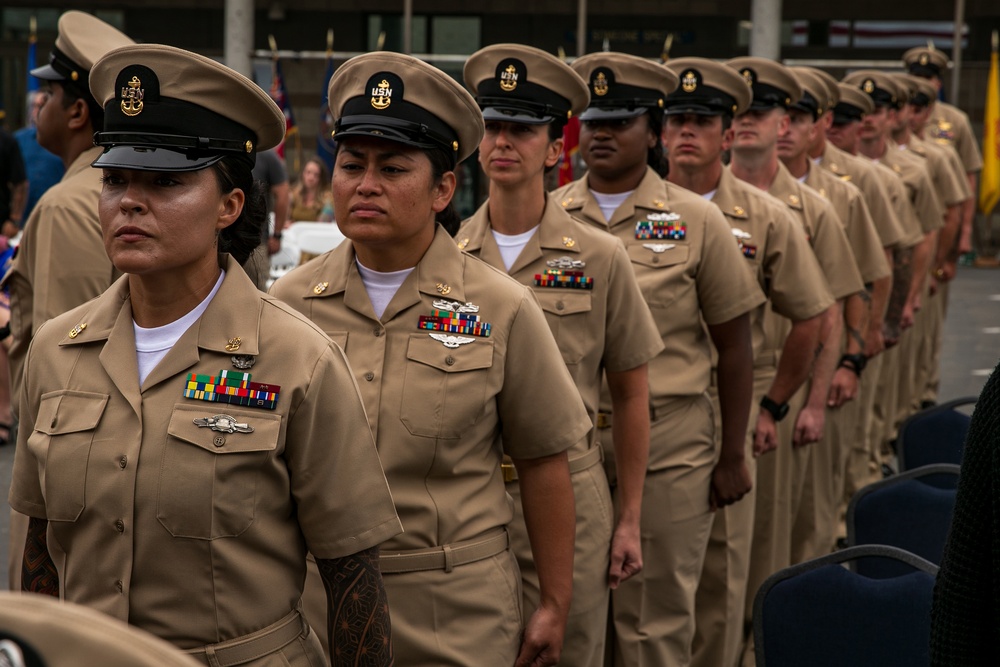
848 325 865 351
859 288 872 304
317 547 394 666
23 517 58 596
814 341 824 361
887 247 913 327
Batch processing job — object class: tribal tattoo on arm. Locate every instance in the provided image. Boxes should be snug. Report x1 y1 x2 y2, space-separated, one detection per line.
886 246 913 334
317 546 394 666
23 517 58 596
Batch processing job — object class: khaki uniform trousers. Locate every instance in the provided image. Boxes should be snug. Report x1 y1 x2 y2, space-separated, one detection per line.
301 547 523 666
842 353 886 519
733 376 809 667
691 371 772 667
182 606 327 667
611 394 716 667
869 339 903 461
506 455 612 667
894 294 930 435
921 282 948 405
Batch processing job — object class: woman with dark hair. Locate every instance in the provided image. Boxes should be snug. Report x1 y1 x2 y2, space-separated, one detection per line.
271 52 588 667
9 44 401 666
552 52 764 667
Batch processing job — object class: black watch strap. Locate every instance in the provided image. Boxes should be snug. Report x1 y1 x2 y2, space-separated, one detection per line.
838 353 867 376
760 395 789 422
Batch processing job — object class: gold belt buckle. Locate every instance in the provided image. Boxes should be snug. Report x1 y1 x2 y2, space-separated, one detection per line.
596 412 612 429
501 462 517 483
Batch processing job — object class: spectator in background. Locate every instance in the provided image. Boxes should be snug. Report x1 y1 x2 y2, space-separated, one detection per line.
241 147 289 288
0 109 27 240
14 92 64 226
288 157 334 223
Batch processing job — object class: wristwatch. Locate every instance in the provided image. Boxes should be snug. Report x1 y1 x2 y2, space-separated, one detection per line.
838 353 867 376
760 395 789 422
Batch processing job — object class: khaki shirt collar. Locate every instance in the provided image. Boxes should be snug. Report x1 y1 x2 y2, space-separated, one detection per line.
558 167 673 227
768 161 805 212
460 195 584 269
66 146 105 182
711 166 750 221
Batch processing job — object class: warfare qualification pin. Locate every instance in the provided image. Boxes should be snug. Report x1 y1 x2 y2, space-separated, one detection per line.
232 354 256 370
193 414 254 434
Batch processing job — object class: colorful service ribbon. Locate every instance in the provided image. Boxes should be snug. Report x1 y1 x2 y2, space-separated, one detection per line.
184 370 281 410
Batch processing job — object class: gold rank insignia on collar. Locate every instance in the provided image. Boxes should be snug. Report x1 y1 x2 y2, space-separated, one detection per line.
68 322 88 339
732 205 746 217
457 238 470 249
892 163 902 173
312 281 329 295
652 199 665 209
436 283 452 295
562 236 576 248
225 337 241 352
787 194 801 207
560 197 574 207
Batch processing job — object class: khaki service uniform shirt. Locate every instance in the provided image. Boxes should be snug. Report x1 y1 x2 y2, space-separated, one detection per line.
552 167 765 405
924 101 983 174
9 256 401 648
457 194 663 457
3 146 120 413
905 136 973 206
874 144 944 236
817 143 912 249
270 226 591 552
805 163 892 285
710 166 834 364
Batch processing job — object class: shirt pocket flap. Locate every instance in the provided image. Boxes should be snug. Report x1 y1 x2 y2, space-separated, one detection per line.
35 390 109 436
627 242 690 269
168 404 281 454
406 333 495 372
534 290 593 316
326 332 349 350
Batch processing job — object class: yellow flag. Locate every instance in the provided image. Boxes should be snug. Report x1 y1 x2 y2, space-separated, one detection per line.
981 30 1000 215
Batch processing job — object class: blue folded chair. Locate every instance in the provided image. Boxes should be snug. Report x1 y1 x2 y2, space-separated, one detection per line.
753 545 938 667
896 397 975 471
846 464 959 578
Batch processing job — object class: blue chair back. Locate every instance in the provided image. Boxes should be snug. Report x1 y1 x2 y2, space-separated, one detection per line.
754 545 938 667
847 464 959 577
897 397 975 471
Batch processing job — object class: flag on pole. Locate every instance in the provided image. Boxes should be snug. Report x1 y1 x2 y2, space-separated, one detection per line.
27 16 39 93
980 30 1000 216
316 29 336 172
268 35 299 172
558 116 580 187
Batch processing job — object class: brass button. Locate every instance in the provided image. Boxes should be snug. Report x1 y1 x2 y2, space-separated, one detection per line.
373 327 383 337
652 256 660 264
116 580 123 593
119 456 127 469
445 356 455 366
213 435 226 447
556 301 565 311
365 372 375 382
115 519 125 533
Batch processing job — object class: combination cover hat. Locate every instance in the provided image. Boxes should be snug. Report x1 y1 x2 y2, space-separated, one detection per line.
903 46 949 78
464 44 589 125
0 592 201 667
89 44 285 172
833 82 875 124
570 52 679 121
843 70 903 109
30 11 134 100
788 68 832 119
726 57 802 111
663 57 751 117
793 67 841 115
328 52 484 165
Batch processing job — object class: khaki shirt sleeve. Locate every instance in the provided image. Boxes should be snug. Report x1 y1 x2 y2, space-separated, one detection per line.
601 241 664 373
697 205 765 325
954 111 984 173
912 168 945 234
844 191 892 284
9 330 47 518
286 342 402 558
32 203 117 329
808 198 865 300
857 171 905 249
943 146 974 200
499 291 591 459
764 208 835 322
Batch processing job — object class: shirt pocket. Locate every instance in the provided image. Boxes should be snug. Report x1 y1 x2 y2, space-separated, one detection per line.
533 290 593 367
400 333 495 439
28 390 110 522
158 403 281 540
627 242 690 307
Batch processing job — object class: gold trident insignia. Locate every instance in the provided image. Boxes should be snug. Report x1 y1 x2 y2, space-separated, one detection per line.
500 64 518 92
371 79 392 110
593 72 609 97
121 76 144 117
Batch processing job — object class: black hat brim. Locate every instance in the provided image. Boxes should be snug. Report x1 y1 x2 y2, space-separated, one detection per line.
664 103 726 117
579 106 649 121
29 64 64 82
92 146 224 172
481 106 555 125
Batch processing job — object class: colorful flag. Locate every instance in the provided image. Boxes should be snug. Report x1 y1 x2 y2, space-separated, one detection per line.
558 116 580 187
316 30 336 172
27 17 39 93
981 30 1000 216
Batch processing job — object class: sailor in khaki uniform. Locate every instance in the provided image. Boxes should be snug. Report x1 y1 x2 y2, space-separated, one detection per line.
458 45 663 667
845 70 945 458
271 52 589 667
552 53 764 667
9 44 401 666
2 10 134 592
779 68 893 564
904 45 983 259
